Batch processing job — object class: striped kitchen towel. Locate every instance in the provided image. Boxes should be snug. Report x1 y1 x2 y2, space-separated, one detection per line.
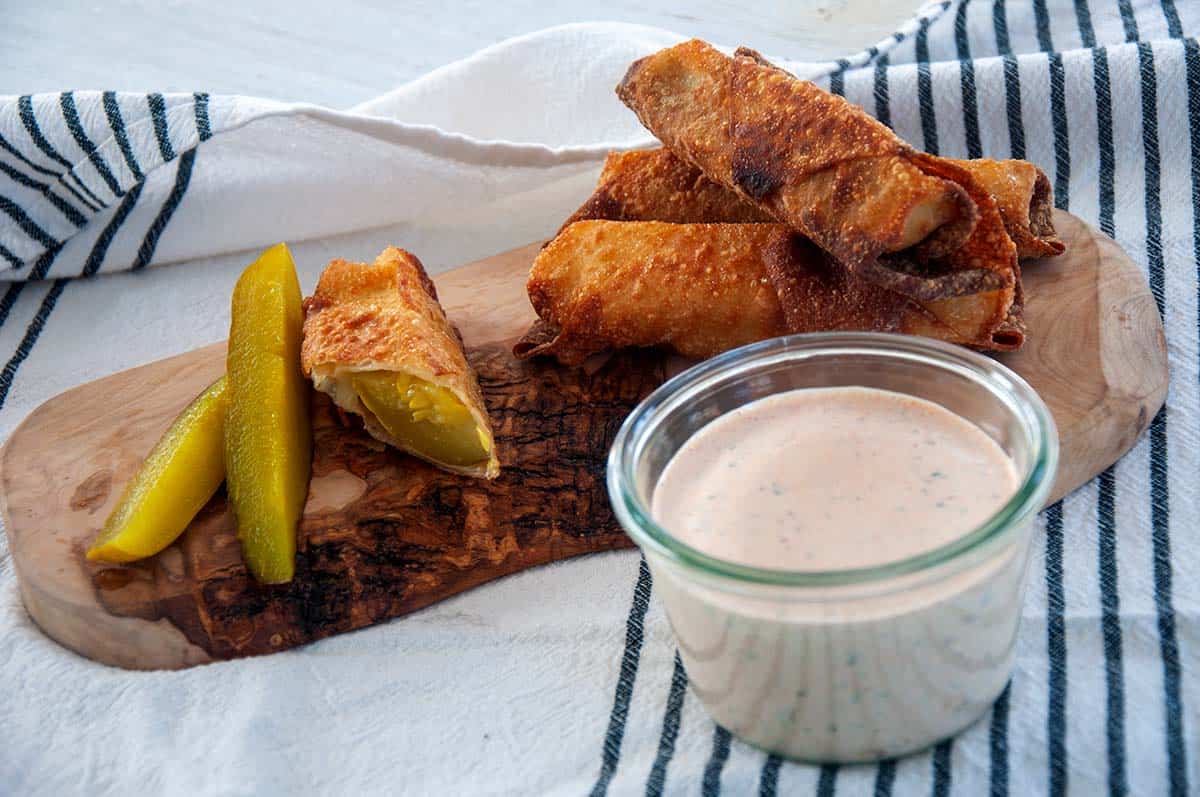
0 2 1197 795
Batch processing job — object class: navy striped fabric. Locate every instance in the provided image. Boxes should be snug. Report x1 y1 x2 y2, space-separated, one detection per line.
0 91 207 279
588 2 1198 794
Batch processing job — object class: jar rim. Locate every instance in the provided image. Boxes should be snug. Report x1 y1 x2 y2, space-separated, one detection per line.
606 332 1059 588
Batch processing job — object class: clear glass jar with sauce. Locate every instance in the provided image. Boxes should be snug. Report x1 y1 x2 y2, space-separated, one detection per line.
607 333 1059 763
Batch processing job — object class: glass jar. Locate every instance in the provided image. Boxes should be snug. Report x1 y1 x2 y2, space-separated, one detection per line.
607 333 1058 762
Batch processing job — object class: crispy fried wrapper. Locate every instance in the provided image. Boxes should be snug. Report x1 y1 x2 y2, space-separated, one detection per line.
301 247 500 479
569 148 1062 261
518 222 787 363
615 41 1032 304
514 221 1021 365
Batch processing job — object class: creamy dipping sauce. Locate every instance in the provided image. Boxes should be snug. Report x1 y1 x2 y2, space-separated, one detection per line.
652 387 1019 570
644 386 1033 762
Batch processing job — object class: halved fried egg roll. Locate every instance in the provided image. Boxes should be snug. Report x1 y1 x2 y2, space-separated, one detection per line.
301 247 500 479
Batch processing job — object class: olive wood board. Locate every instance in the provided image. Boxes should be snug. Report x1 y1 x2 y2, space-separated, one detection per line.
0 211 1168 669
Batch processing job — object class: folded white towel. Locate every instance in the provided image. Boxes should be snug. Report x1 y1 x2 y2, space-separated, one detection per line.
1 3 1197 795
0 8 963 283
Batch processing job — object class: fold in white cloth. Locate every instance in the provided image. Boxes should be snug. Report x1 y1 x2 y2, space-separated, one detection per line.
0 5 958 283
1 2 1197 795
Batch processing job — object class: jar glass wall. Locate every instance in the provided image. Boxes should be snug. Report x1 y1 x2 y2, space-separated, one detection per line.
607 333 1058 762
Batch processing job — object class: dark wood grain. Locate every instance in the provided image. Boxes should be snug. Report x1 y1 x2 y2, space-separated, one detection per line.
87 346 665 660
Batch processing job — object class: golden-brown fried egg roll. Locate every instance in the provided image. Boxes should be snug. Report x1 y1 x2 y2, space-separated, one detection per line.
515 221 1019 365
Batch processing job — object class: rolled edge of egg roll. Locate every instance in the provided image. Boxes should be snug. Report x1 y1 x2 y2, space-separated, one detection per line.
514 221 1021 366
558 148 773 233
301 247 500 479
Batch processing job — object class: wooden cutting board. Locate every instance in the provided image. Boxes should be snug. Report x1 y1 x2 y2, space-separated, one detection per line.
0 211 1168 669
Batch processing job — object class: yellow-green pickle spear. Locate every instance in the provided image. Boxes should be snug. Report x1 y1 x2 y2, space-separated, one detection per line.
87 377 228 563
225 243 312 584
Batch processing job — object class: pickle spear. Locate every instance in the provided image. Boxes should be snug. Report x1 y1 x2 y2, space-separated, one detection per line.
225 243 311 584
86 377 228 563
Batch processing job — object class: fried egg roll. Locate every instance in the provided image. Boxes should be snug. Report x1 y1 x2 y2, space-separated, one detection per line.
615 41 1025 302
515 221 1019 365
302 247 500 479
567 148 1062 261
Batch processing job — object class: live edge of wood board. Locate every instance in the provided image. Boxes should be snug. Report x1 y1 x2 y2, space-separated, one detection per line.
0 211 1168 670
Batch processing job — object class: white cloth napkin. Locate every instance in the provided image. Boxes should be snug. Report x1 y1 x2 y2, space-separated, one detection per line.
1 3 1197 795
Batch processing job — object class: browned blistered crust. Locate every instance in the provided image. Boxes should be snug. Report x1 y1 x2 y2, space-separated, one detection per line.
728 47 977 262
614 40 1019 301
760 232 951 339
569 148 1063 263
516 221 1018 365
303 248 458 378
520 221 787 363
301 247 499 478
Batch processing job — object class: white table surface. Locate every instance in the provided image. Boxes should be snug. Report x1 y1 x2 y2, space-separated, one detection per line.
5 0 922 107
